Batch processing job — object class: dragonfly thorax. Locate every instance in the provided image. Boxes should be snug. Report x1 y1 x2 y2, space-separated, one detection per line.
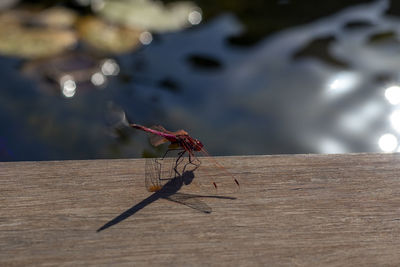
179 135 203 151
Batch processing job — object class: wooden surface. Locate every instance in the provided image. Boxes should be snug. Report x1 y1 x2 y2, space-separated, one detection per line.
1 153 400 266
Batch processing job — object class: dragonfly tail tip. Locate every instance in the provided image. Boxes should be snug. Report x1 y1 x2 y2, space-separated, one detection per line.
213 182 218 189
234 179 240 187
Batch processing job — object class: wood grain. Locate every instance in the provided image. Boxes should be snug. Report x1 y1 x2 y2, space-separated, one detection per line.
1 153 400 266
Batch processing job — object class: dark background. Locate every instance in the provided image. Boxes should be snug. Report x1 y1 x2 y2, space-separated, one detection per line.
2 0 400 161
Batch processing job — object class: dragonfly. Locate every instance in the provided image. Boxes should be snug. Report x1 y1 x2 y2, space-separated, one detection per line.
130 123 239 192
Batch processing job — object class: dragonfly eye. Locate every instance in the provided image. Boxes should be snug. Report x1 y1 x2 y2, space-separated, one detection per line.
195 139 203 150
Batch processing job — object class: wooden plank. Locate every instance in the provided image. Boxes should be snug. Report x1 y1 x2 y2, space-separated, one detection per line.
1 153 400 266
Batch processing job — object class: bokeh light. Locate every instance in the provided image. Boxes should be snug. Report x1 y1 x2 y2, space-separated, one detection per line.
101 59 120 76
60 75 76 98
384 85 400 105
188 10 202 25
378 133 398 152
325 71 360 98
91 72 106 86
390 109 400 132
139 31 153 45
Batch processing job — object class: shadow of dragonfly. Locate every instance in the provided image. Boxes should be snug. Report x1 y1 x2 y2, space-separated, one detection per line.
97 170 236 232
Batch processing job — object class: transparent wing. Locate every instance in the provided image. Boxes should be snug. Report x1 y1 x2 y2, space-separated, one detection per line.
145 157 175 192
144 138 239 194
144 149 200 192
192 149 240 194
148 125 171 147
147 125 187 147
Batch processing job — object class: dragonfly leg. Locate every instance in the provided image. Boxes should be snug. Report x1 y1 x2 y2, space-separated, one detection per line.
156 148 184 181
182 152 201 173
173 150 186 178
190 153 201 168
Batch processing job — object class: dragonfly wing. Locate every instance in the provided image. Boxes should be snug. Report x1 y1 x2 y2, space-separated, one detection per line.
194 149 240 194
149 135 169 147
150 125 171 133
145 158 163 192
144 156 177 192
146 125 188 147
150 125 188 136
148 125 171 147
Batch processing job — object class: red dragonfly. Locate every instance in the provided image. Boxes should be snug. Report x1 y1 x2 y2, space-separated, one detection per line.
130 123 239 192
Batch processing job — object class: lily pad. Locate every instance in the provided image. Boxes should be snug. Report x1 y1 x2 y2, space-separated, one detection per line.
34 6 77 28
96 0 199 32
77 16 141 54
0 9 77 59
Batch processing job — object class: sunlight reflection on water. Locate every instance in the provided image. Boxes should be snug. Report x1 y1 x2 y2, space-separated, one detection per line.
121 0 398 156
325 71 361 98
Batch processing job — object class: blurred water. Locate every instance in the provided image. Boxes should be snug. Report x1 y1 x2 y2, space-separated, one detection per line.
2 0 400 161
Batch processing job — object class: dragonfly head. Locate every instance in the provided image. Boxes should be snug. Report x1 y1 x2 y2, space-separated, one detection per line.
193 138 203 151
